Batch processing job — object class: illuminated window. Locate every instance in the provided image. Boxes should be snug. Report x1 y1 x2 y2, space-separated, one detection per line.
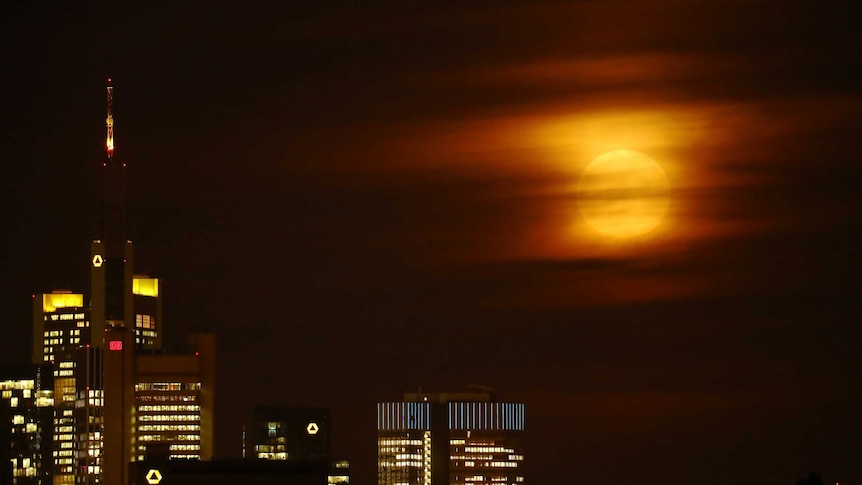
135 314 156 330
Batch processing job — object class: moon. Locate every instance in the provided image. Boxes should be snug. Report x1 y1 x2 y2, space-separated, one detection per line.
576 149 670 238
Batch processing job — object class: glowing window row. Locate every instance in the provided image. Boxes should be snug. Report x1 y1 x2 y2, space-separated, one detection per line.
138 424 200 432
379 447 422 453
44 338 76 345
392 454 422 460
255 445 285 452
257 452 288 460
378 439 423 446
78 389 104 398
75 398 104 407
138 434 200 442
2 391 36 403
138 405 200 412
463 447 515 453
457 461 518 468
137 395 197 402
137 443 201 452
136 383 200 391
46 313 85 321
452 455 494 461
1 380 34 391
138 414 199 422
170 444 200 451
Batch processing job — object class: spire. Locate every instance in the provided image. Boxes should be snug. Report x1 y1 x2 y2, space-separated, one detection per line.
96 76 130 326
106 77 114 159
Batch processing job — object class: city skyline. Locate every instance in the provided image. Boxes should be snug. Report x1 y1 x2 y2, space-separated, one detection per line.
3 3 861 484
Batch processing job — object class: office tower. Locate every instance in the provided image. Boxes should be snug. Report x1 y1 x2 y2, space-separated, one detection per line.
0 365 54 485
130 276 162 350
133 332 215 462
26 80 186 485
90 78 128 343
101 329 215 485
377 391 525 485
246 406 330 462
32 292 87 365
31 292 94 485
89 80 167 352
245 406 349 485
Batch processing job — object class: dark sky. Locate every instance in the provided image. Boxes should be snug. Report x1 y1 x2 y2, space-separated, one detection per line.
2 2 861 484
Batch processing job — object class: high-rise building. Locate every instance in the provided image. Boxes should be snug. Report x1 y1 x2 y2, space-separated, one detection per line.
245 406 330 462
31 292 96 485
101 329 215 485
377 391 525 485
32 292 87 365
0 365 54 485
22 79 211 485
130 276 162 350
245 406 349 485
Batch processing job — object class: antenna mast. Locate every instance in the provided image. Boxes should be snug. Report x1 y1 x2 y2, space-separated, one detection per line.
106 78 114 159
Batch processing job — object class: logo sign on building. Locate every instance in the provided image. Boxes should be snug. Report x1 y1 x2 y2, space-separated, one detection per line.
306 422 319 435
109 341 123 351
146 469 163 485
92 254 103 268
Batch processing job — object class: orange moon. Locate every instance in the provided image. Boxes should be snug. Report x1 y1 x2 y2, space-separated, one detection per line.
576 149 670 238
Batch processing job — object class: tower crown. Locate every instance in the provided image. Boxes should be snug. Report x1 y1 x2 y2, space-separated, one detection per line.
106 78 114 158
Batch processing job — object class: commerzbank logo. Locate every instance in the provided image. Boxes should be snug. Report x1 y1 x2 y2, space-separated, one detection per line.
146 469 162 484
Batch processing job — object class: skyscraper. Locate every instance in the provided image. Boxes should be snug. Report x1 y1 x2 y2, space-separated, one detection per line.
23 79 212 485
245 406 331 462
244 405 350 484
377 391 525 485
30 79 158 485
31 292 97 485
101 329 215 485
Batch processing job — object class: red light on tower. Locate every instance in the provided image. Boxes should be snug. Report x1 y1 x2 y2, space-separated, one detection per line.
109 341 123 351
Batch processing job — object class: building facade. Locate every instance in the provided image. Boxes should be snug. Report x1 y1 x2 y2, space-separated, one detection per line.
31 292 96 485
377 392 525 485
20 80 208 485
245 406 330 462
245 406 348 485
102 329 215 485
0 365 54 485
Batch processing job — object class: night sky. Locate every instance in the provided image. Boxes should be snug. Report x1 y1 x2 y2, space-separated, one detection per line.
2 2 861 484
